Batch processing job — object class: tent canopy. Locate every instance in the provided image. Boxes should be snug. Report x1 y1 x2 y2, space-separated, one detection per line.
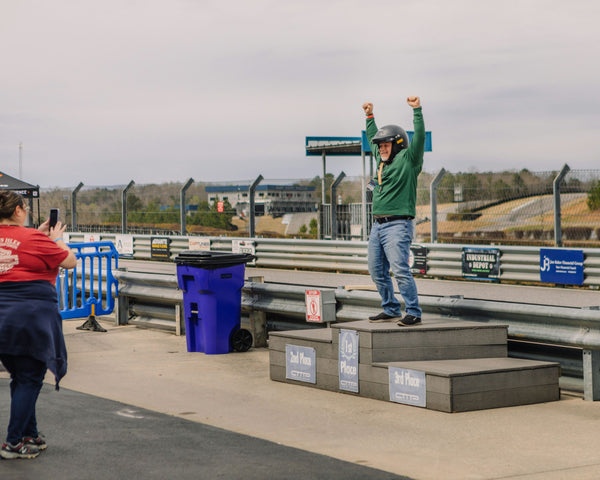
0 171 39 198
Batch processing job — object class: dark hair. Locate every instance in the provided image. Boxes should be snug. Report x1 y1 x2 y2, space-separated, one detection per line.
0 190 25 220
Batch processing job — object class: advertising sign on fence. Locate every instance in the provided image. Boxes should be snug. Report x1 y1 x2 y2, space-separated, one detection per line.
462 247 500 280
188 237 210 251
339 329 359 393
150 237 171 260
232 240 256 265
540 248 584 285
305 289 336 323
114 234 134 257
409 245 428 275
389 367 426 407
285 345 316 384
306 290 323 323
82 233 100 253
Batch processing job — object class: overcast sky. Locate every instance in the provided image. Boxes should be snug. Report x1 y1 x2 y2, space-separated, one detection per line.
1 0 599 188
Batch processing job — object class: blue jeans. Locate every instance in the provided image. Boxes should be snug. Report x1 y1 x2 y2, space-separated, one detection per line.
0 354 47 445
368 219 421 318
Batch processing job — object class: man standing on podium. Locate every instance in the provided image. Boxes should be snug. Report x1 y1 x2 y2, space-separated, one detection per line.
362 96 425 326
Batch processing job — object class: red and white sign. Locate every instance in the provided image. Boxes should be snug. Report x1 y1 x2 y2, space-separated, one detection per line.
305 290 322 323
217 201 224 213
83 233 98 253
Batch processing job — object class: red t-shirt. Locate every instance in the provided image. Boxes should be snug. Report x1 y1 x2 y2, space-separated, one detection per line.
0 225 69 285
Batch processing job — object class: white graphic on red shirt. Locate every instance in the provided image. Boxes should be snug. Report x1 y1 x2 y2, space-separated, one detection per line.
0 247 19 273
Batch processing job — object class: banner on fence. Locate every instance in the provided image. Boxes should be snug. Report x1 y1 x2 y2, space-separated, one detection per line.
114 234 134 257
151 236 171 260
409 245 428 275
540 248 584 285
189 237 211 251
462 247 500 280
83 233 100 253
232 239 256 265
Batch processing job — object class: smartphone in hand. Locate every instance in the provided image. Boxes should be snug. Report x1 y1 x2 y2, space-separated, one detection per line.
49 208 59 229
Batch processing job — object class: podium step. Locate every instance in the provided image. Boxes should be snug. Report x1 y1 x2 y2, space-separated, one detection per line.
381 358 560 412
331 319 507 363
268 317 560 412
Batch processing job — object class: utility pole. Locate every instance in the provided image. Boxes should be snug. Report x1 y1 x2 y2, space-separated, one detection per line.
19 143 23 178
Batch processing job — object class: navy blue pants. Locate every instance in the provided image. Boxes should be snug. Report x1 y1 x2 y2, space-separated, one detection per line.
0 354 47 445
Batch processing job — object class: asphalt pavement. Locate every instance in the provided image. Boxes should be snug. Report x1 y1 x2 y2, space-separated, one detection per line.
0 378 407 480
2 318 600 480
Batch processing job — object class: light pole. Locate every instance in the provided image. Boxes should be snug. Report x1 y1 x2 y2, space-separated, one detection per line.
19 142 23 178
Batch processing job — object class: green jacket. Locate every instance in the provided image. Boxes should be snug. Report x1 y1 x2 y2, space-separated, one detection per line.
366 107 425 217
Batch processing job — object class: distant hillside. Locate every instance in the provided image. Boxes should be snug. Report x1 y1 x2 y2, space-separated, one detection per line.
29 169 597 229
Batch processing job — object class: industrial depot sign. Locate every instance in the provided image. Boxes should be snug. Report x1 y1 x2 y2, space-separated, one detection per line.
462 247 500 280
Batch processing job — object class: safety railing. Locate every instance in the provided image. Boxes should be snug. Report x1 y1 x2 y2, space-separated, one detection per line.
111 269 600 398
64 233 600 287
57 241 119 320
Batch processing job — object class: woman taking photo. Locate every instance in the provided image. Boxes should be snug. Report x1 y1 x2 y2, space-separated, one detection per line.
0 190 77 460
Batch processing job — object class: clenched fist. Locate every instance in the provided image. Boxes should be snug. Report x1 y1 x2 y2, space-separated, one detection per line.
407 96 420 108
362 102 373 116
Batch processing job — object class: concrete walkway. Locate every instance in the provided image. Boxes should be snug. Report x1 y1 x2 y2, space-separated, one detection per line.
2 318 600 479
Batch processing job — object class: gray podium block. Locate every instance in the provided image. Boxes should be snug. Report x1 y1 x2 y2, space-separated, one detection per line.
268 317 560 412
331 319 507 363
381 358 560 413
269 329 336 359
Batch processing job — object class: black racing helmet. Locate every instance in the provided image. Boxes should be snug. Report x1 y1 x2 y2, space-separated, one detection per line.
372 124 409 160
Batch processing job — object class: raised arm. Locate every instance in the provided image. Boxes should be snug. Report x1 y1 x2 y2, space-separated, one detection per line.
406 96 425 167
362 102 379 154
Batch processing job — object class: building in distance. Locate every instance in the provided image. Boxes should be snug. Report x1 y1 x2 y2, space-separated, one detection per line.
205 184 317 217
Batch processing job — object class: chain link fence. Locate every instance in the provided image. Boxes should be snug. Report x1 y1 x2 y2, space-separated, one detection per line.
323 168 600 246
35 168 600 246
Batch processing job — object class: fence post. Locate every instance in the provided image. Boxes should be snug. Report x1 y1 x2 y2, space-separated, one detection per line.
321 152 327 206
247 276 267 347
180 178 194 235
249 174 263 238
553 164 570 247
330 171 346 240
175 303 184 336
115 293 130 326
71 182 84 231
320 204 331 240
361 150 368 241
583 349 600 401
430 168 446 243
122 180 135 234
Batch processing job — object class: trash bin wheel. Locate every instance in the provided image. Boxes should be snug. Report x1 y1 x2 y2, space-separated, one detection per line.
231 328 253 352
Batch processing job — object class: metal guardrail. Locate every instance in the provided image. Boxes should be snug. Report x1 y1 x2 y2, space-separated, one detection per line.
112 269 600 398
114 270 184 334
67 233 600 288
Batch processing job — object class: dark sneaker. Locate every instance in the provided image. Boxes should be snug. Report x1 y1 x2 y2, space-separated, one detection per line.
23 435 47 451
0 441 40 459
397 315 422 326
368 312 399 323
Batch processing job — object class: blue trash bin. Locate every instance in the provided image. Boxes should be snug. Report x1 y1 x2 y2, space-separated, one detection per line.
175 250 254 354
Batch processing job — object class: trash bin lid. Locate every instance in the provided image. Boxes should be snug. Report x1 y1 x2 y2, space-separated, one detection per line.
174 250 255 268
